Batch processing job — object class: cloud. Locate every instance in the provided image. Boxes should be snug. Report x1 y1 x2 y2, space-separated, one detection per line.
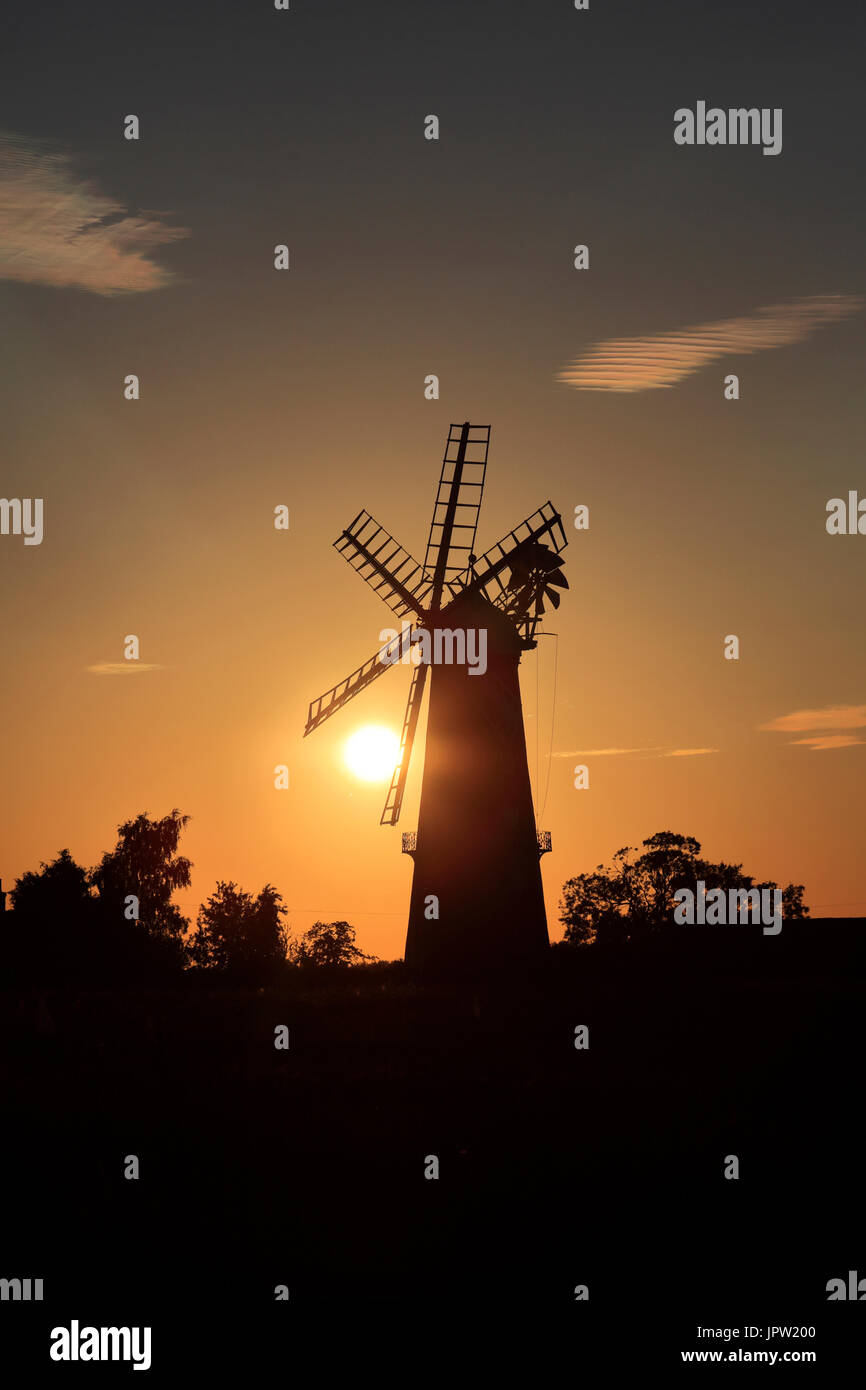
86 663 164 675
789 734 866 751
552 746 717 759
0 131 188 294
557 294 862 392
759 703 866 733
760 704 866 750
552 747 661 758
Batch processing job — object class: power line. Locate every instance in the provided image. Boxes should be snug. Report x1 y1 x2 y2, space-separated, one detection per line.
807 902 866 909
180 902 401 917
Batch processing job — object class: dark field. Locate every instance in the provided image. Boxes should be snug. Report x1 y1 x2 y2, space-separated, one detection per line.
2 920 863 1372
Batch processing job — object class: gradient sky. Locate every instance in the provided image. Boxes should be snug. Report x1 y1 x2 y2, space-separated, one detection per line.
2 0 864 956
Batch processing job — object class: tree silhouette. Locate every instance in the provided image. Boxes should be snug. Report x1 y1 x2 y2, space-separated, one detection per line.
781 882 809 920
12 847 92 921
187 881 287 976
8 841 188 982
287 920 374 968
560 830 808 944
9 849 96 976
90 809 192 946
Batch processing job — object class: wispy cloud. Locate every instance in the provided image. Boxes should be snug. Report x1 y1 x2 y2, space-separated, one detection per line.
759 704 866 751
553 747 660 758
759 704 866 733
789 734 866 751
0 132 188 294
86 663 164 675
553 746 717 759
557 294 862 392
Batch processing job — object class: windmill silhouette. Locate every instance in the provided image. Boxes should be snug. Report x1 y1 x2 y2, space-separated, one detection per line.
304 422 568 970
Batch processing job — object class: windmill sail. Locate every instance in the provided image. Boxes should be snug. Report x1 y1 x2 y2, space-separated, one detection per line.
304 626 416 736
380 660 428 826
459 501 567 607
423 422 490 604
334 512 432 619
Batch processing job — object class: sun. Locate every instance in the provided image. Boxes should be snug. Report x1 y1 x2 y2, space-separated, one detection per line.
343 725 400 782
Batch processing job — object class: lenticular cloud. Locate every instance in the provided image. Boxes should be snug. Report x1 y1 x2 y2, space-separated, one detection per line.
557 294 862 392
0 132 188 295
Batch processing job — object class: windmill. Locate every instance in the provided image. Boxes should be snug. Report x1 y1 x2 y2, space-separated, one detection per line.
304 422 568 970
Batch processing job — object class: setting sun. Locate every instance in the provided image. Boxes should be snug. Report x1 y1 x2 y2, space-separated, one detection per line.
343 725 400 782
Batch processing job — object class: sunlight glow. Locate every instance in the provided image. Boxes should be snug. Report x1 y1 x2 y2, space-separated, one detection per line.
343 725 400 782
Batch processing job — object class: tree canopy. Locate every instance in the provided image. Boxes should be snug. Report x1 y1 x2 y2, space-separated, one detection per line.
187 881 287 976
11 847 91 921
559 830 808 945
90 809 192 942
287 919 374 969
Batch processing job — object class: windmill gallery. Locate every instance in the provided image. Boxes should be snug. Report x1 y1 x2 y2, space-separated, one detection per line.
304 423 569 970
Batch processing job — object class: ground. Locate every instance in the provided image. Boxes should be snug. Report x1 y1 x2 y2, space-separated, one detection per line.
1 919 863 1372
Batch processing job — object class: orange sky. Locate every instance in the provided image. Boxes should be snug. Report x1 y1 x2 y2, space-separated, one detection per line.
3 378 865 958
